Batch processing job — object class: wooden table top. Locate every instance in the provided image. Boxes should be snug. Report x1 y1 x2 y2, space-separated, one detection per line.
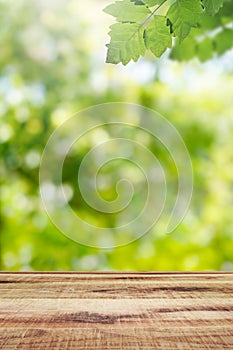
0 272 233 349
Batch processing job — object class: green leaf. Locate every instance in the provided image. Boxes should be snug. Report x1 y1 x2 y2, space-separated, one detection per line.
104 0 151 23
144 16 172 57
202 0 224 15
167 0 203 42
198 11 222 30
104 0 233 64
214 28 233 56
196 37 214 62
106 23 146 65
170 36 197 61
131 0 164 7
143 0 164 6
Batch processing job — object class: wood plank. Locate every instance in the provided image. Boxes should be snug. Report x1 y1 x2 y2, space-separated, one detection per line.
0 273 232 349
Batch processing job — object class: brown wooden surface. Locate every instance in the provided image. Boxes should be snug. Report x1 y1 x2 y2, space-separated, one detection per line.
0 272 233 349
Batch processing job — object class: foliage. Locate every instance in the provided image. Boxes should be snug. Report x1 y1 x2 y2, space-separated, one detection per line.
104 0 233 65
0 0 233 272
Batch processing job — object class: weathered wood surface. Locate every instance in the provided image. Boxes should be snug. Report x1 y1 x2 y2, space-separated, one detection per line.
0 272 233 349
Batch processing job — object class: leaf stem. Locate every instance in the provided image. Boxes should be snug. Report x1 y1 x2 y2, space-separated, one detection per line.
128 0 168 42
143 0 168 28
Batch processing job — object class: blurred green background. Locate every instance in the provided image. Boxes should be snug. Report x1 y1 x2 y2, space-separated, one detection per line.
0 0 233 271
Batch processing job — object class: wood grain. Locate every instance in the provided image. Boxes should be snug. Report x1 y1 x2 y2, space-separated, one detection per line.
0 272 232 349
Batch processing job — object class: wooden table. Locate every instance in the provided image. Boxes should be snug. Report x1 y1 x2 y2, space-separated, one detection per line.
0 272 233 349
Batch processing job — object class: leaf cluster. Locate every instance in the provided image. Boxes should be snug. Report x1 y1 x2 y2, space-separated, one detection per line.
104 0 233 65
